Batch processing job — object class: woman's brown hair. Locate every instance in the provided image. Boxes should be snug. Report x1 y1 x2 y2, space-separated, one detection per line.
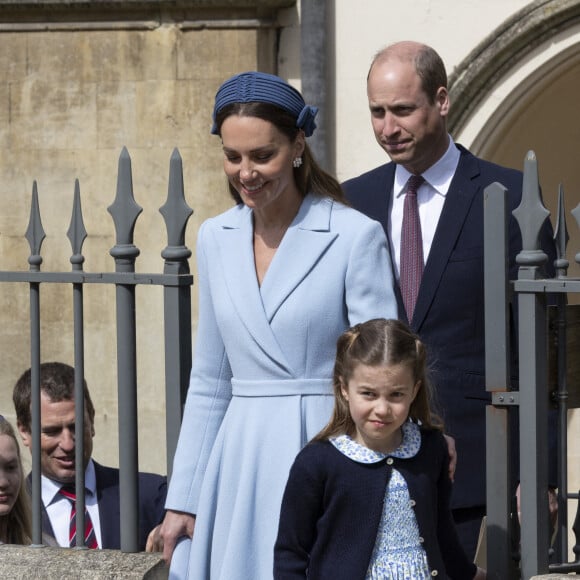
214 102 347 205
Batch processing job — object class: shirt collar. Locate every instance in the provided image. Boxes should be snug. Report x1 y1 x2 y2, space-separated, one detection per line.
394 135 460 198
330 421 421 464
43 458 97 506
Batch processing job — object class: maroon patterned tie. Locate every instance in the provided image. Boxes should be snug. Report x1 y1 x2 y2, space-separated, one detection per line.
60 486 99 549
400 175 425 321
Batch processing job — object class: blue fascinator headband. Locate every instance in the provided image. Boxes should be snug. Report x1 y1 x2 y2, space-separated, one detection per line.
211 71 318 137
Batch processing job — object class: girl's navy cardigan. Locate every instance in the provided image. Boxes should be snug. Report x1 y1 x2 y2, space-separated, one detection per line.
274 428 477 579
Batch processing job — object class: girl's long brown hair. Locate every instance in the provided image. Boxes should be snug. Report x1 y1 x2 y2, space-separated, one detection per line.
314 318 444 442
0 417 32 545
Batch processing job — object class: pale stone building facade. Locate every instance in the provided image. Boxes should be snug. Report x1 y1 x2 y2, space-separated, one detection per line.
0 0 291 474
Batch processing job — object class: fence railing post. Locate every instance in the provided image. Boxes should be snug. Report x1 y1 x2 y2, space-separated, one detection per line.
68 178 89 546
513 151 550 578
552 185 569 563
484 181 518 579
159 148 193 478
108 147 143 553
25 181 45 547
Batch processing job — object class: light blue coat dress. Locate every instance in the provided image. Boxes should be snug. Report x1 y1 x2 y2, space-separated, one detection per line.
166 193 397 579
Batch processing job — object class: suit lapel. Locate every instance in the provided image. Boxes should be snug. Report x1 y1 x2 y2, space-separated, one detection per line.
40 498 56 541
94 462 120 550
412 149 481 330
380 165 407 322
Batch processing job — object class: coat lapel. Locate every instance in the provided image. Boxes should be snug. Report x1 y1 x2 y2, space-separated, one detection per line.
215 204 293 373
260 194 338 320
412 149 481 330
214 195 339 373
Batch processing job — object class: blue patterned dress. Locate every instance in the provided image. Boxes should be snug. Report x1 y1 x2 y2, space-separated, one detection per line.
330 422 432 579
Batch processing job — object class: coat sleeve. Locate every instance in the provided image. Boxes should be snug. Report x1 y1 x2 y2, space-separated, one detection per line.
274 445 325 579
345 216 398 324
165 221 233 515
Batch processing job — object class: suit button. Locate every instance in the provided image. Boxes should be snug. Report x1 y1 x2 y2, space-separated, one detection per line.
386 457 394 465
409 499 416 507
419 536 424 543
431 571 438 576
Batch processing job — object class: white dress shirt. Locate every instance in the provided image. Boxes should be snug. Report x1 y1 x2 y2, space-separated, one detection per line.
42 459 102 548
389 136 461 280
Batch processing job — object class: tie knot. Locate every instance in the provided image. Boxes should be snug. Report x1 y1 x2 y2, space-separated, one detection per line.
59 485 76 501
406 175 424 196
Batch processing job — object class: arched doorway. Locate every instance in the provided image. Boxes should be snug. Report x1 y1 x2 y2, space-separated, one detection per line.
449 2 580 280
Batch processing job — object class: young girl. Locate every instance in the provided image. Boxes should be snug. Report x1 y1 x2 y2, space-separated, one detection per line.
0 415 31 545
274 319 486 579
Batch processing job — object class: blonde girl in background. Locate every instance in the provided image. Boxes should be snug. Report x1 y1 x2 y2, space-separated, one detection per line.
0 415 31 545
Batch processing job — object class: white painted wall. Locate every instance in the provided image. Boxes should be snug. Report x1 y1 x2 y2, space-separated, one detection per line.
331 0 531 180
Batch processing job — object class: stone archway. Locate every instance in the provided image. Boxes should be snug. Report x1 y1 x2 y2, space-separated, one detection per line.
447 0 580 283
448 0 580 136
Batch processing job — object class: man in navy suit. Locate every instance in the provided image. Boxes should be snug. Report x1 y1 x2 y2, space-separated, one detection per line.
13 361 167 551
342 40 556 559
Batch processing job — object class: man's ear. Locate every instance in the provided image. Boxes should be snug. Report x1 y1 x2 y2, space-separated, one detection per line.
17 422 32 450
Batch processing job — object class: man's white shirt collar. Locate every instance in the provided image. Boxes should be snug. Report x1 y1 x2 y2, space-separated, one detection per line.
394 135 460 197
42 458 97 506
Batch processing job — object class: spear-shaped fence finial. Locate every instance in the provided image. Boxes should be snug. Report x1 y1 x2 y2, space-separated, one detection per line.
25 181 46 272
512 150 549 269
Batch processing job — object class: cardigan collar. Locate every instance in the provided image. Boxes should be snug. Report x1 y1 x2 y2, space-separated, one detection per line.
330 421 421 464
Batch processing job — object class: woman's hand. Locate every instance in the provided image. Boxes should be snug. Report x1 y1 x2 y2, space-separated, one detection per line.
155 509 196 564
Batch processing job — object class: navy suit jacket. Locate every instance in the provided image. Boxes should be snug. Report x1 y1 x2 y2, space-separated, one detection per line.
36 462 167 550
343 145 556 509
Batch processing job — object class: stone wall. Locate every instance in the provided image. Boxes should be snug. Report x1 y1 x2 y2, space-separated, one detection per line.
0 545 167 579
0 0 297 476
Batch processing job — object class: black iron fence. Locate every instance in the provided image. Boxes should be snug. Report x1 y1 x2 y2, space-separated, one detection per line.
7 145 580 573
0 147 193 552
484 151 580 578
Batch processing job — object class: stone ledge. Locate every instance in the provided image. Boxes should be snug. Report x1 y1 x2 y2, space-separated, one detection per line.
0 0 295 28
0 0 295 8
0 545 168 580
531 575 579 579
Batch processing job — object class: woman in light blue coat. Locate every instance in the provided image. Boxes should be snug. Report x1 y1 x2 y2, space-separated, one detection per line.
159 72 397 579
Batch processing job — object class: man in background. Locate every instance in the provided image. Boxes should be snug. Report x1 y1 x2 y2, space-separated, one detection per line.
13 361 166 550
